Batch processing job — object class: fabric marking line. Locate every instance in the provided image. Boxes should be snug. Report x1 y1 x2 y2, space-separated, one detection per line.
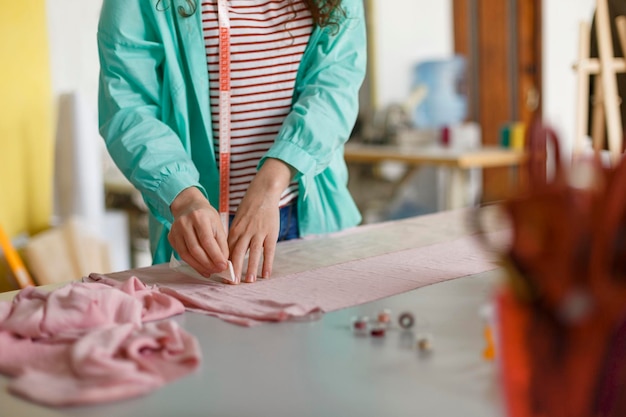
217 0 231 234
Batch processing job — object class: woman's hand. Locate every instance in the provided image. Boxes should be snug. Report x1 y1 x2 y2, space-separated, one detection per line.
168 187 229 277
229 158 293 283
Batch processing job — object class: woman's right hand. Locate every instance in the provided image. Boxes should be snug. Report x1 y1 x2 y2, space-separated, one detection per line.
168 187 229 277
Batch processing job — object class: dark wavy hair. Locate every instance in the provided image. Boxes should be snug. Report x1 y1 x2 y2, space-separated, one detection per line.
164 0 344 27
302 0 344 27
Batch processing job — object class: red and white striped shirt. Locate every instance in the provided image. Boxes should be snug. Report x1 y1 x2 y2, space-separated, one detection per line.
201 0 313 214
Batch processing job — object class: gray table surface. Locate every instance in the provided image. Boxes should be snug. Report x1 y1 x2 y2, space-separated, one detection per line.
0 210 507 416
0 272 504 417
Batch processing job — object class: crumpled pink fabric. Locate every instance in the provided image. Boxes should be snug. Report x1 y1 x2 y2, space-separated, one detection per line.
0 278 200 406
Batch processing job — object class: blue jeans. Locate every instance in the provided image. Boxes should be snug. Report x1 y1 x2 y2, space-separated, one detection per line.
229 203 300 242
277 203 299 241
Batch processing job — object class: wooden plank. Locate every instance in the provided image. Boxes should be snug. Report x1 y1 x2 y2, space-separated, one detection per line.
477 0 513 202
344 144 525 169
575 57 626 73
452 0 542 200
453 0 470 57
517 0 542 125
575 21 593 154
452 0 477 121
477 0 511 146
596 0 624 162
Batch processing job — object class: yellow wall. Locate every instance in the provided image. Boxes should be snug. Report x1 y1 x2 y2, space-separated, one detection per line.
0 0 54 289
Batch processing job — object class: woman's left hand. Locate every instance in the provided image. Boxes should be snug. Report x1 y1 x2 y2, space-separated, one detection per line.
228 158 293 283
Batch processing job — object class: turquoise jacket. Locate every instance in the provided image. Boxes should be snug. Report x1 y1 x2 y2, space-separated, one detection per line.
97 0 366 264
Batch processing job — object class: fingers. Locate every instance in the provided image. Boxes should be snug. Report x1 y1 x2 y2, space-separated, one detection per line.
261 236 276 279
213 223 230 265
229 232 277 283
194 221 228 271
169 230 223 276
168 229 214 277
168 208 229 277
244 237 264 283
229 234 248 284
216 260 239 285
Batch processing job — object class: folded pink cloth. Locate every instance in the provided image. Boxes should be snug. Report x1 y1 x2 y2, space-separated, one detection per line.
0 278 200 406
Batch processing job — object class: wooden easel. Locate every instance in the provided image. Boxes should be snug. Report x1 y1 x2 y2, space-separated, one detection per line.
574 0 626 164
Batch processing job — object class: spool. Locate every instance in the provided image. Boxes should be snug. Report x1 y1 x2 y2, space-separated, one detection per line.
398 312 415 329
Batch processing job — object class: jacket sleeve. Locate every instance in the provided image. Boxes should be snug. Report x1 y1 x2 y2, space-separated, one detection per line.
97 0 204 226
262 0 367 177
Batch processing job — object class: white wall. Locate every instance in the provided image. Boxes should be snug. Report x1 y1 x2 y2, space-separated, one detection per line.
46 0 133 272
46 0 102 107
371 0 454 109
543 0 595 157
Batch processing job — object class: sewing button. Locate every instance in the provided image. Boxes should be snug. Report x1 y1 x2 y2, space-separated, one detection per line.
398 312 415 329
377 309 392 324
370 323 386 337
417 333 433 351
352 316 369 334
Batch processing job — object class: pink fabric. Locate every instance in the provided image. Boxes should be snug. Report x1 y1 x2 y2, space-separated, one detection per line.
88 273 323 326
0 278 200 406
90 234 499 326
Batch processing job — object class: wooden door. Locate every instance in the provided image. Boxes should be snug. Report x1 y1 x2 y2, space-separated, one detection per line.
453 0 542 202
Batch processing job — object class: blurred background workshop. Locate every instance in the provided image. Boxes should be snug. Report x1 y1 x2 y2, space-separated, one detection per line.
0 0 626 417
3 0 613 287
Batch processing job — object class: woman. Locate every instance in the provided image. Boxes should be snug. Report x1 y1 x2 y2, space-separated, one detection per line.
97 0 366 283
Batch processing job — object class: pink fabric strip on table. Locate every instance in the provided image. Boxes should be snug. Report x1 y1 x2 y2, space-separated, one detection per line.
91 233 500 326
0 278 201 406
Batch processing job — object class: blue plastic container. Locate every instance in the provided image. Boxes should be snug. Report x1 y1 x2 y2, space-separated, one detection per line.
412 56 468 128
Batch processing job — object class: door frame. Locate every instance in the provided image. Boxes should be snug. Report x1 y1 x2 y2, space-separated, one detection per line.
453 0 543 201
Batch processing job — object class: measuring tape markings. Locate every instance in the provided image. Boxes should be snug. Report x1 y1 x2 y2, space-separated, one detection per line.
217 0 231 234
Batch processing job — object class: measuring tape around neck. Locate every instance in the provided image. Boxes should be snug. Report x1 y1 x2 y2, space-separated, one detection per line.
217 0 231 234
